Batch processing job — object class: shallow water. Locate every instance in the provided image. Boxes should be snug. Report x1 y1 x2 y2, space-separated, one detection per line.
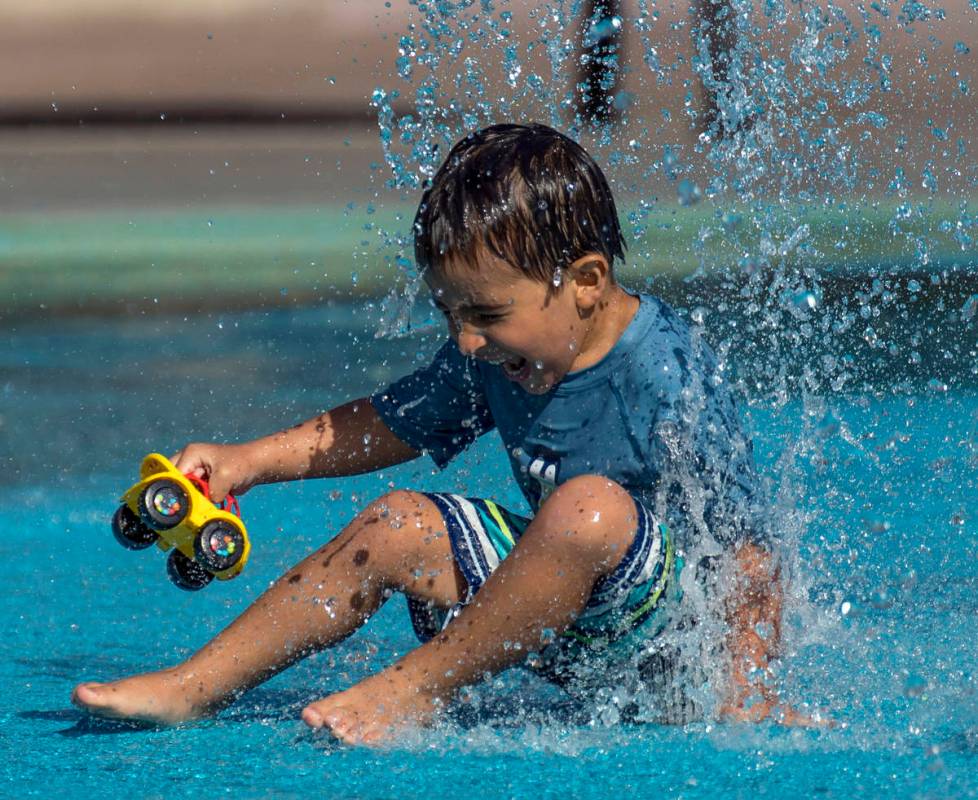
3 0 977 792
2 303 975 797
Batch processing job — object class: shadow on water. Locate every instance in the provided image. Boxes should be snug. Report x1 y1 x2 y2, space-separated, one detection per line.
28 682 596 741
940 728 978 754
30 686 321 737
17 708 161 737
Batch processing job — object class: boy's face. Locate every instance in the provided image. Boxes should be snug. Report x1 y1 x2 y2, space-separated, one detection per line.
425 251 596 394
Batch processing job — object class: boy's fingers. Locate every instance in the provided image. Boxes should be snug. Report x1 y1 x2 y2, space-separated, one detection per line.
778 705 836 728
209 478 232 503
170 449 193 472
171 447 209 477
207 469 241 503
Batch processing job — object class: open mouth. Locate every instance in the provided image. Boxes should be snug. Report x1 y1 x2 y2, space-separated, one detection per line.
501 357 531 382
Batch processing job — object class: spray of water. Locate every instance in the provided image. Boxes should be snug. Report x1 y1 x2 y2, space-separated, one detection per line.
360 0 977 742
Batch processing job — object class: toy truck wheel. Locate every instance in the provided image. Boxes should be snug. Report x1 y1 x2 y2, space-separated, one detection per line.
111 504 159 550
139 479 190 530
166 549 214 591
194 520 246 573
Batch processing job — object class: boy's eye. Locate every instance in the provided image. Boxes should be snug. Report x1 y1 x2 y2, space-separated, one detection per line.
472 311 506 324
432 301 505 326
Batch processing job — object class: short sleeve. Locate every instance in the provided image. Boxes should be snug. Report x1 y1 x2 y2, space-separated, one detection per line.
370 339 495 468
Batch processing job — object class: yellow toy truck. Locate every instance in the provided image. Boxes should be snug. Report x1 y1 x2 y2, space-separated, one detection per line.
111 453 250 591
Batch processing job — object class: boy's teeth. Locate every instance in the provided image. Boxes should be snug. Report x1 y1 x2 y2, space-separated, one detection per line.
503 357 527 376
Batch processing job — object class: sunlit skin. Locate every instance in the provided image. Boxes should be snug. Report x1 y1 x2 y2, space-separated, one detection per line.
69 254 641 741
70 253 808 743
426 249 640 395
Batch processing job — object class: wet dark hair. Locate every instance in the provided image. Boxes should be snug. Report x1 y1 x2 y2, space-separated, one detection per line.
413 123 626 286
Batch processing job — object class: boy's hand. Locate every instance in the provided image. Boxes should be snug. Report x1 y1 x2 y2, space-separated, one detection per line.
718 696 830 727
171 442 260 502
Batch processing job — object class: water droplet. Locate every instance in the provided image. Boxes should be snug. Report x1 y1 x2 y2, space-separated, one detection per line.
960 294 978 323
904 675 927 698
754 621 773 640
677 179 702 206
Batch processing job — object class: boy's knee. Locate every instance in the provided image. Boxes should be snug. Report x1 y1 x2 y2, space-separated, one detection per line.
532 475 637 561
350 490 449 567
544 474 634 521
356 490 432 538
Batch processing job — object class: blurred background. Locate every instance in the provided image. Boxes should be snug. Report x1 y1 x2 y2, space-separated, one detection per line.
2 0 975 321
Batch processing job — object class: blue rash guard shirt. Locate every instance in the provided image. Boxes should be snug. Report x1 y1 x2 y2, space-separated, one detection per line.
370 294 765 549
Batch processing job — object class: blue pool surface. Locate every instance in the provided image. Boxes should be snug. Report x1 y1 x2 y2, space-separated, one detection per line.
1 303 976 798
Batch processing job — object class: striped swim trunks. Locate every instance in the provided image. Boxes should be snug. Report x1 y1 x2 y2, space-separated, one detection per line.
406 492 677 675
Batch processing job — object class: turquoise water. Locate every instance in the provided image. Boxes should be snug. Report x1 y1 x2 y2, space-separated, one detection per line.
2 303 976 797
5 0 977 791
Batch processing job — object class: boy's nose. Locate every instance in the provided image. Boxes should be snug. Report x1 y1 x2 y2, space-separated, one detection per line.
456 326 487 357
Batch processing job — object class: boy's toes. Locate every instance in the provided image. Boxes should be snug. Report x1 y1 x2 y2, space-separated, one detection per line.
71 682 107 709
300 704 326 729
302 702 362 742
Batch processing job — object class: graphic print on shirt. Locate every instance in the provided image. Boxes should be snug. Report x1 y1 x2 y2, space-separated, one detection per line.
513 447 561 509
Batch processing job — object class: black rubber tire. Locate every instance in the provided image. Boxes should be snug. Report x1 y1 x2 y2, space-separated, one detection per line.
166 548 213 591
111 504 159 550
194 520 246 572
139 479 190 530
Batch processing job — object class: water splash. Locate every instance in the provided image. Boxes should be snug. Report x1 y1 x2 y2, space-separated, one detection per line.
360 0 978 743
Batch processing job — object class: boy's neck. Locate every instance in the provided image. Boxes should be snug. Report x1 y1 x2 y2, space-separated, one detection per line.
572 285 639 373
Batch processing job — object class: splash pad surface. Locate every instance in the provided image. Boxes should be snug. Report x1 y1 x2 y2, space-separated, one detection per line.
2 0 976 793
1 304 975 797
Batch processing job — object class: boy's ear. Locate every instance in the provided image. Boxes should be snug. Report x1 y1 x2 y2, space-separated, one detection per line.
568 254 610 309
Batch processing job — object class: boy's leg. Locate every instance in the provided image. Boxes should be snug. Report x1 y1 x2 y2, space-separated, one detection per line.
71 491 466 724
302 474 639 744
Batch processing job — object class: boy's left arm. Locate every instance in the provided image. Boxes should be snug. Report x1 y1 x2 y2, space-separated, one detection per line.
720 541 817 725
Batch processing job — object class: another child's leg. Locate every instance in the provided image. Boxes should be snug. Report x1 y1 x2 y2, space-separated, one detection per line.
71 491 466 724
302 475 639 744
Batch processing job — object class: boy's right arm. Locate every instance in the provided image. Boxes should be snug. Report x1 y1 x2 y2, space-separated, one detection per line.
171 397 420 502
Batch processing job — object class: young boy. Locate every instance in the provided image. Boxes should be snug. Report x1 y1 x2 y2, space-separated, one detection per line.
72 123 789 744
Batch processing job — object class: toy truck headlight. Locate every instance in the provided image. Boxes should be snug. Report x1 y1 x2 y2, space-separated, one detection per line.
140 479 190 530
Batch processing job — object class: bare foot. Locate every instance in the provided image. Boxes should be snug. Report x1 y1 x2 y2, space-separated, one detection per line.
71 667 223 725
301 670 441 746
